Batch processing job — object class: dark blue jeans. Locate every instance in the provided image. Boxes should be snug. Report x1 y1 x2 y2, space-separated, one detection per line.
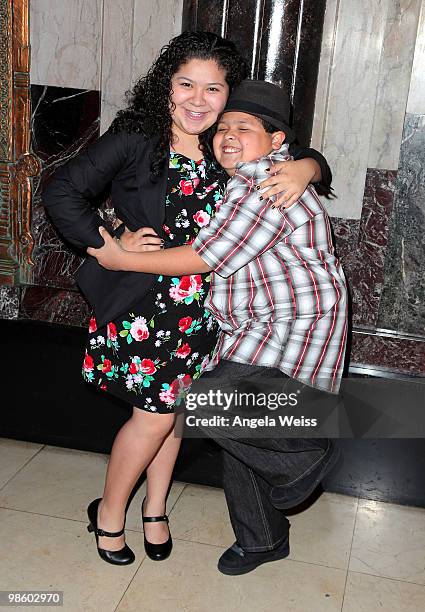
198 360 332 552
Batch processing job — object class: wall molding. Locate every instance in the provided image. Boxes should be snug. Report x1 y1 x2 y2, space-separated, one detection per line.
0 0 39 285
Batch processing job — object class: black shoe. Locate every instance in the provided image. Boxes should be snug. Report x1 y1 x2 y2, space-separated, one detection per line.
142 497 172 561
218 536 290 576
87 498 135 565
271 442 342 510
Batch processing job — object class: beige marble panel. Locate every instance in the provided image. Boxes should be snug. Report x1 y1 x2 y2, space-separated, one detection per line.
169 484 235 547
288 492 358 570
343 572 425 612
407 0 425 114
368 0 422 169
116 539 347 612
0 445 185 532
319 0 390 219
30 0 103 90
132 0 184 85
100 0 134 134
0 508 139 611
310 0 339 151
0 438 43 489
350 499 425 585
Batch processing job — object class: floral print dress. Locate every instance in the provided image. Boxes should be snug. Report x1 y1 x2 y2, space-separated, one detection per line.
82 153 226 413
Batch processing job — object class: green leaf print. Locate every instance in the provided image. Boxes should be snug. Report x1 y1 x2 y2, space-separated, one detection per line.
119 330 128 337
122 321 131 330
126 334 133 344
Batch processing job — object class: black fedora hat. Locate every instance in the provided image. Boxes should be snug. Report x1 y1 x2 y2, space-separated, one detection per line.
223 79 295 143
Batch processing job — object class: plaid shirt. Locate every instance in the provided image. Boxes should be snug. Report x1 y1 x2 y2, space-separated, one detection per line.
193 144 348 393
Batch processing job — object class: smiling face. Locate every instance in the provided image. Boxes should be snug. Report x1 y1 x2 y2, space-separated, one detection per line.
213 111 285 175
170 58 229 144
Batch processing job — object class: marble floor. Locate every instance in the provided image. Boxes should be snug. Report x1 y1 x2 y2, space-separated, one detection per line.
0 438 424 612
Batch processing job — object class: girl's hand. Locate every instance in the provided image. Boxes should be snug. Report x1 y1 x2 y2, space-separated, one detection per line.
87 227 129 271
259 158 321 208
119 226 164 252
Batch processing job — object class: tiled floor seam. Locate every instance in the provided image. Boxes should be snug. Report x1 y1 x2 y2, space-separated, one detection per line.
112 556 147 612
169 536 355 572
0 444 46 492
341 496 360 610
347 569 425 589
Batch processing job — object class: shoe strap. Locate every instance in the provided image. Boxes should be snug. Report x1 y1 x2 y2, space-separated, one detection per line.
142 515 169 524
95 527 125 537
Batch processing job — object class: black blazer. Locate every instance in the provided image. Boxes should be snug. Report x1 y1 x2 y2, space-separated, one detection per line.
43 130 332 327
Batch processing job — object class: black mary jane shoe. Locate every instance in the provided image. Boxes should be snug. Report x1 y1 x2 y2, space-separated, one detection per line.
87 498 135 565
142 497 173 561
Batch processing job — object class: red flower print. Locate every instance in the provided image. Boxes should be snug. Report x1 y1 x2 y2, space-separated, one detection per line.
178 316 193 333
176 343 191 359
181 374 192 388
163 224 171 236
169 275 202 302
102 359 112 373
129 362 138 374
107 322 117 341
83 354 94 372
193 210 211 227
140 359 157 375
89 317 97 333
170 379 181 395
179 179 194 196
179 276 192 292
101 384 107 391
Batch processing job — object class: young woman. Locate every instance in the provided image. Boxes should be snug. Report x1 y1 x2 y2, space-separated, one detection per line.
43 31 331 566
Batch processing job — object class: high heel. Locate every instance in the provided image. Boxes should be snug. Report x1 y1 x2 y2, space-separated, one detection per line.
86 498 135 565
142 496 172 561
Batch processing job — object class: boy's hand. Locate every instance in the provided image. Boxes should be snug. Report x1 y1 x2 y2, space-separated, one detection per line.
119 226 164 252
87 227 129 271
258 158 320 208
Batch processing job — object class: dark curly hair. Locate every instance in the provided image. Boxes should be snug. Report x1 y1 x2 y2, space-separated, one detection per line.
110 31 248 177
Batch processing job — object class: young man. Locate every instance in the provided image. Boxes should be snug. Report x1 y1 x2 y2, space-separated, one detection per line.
89 80 348 575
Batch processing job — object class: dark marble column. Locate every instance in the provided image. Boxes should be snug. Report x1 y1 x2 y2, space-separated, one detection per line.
183 0 326 145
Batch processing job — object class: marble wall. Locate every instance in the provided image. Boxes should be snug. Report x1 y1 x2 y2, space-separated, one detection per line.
2 0 424 375
311 0 422 219
310 0 425 374
100 0 184 133
13 0 183 325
